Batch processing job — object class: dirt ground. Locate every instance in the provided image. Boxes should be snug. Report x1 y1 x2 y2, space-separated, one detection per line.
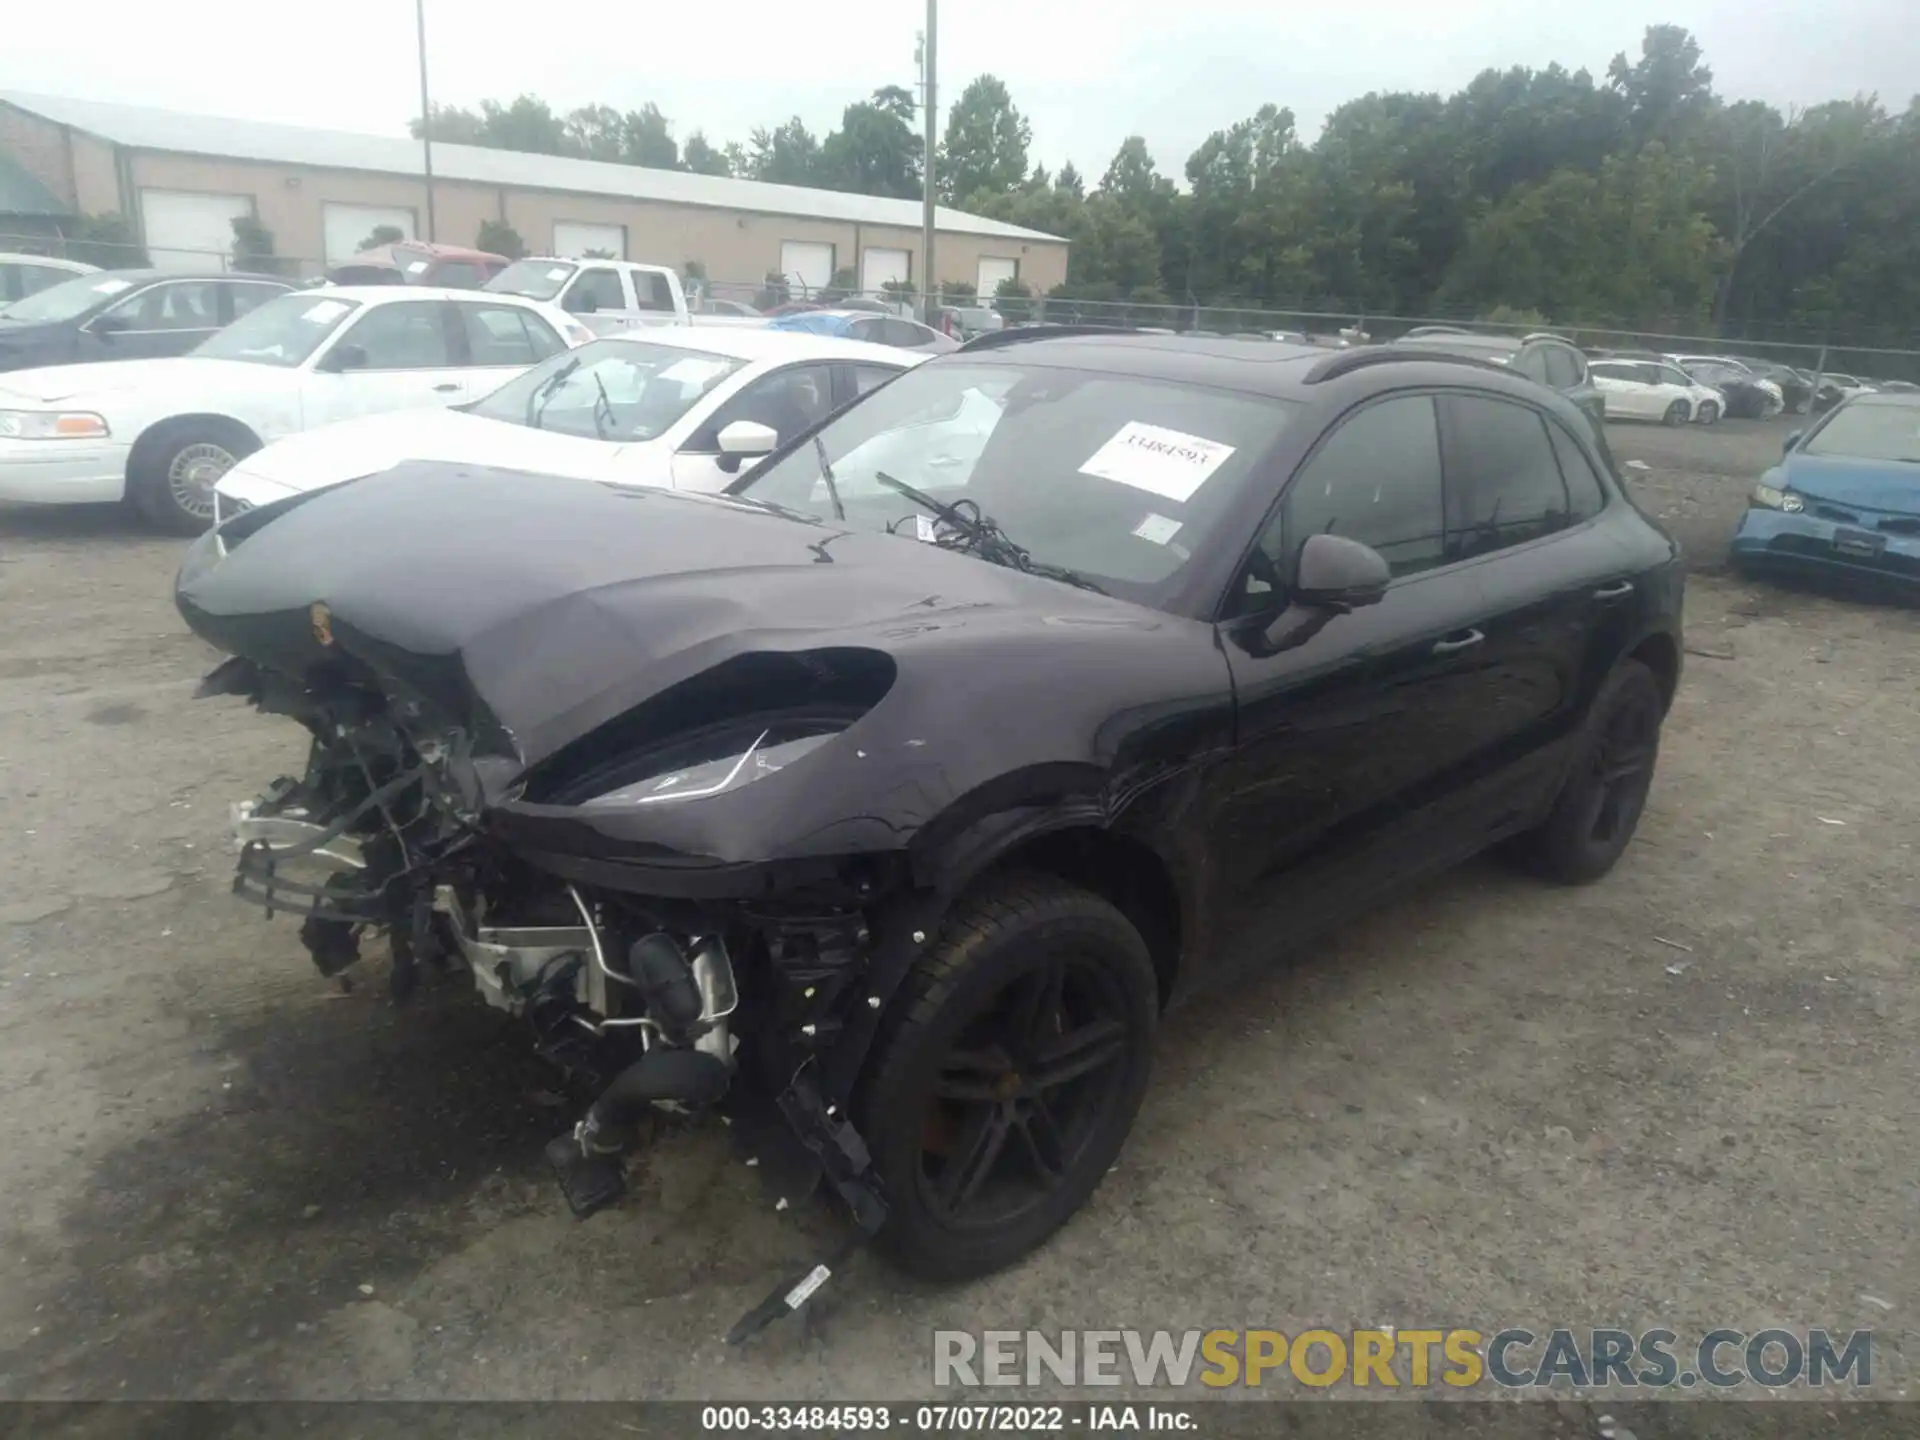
2 417 1916 1414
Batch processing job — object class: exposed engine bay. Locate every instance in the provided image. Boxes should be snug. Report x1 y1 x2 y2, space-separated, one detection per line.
214 655 912 1337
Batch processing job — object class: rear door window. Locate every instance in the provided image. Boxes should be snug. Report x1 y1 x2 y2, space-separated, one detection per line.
458 302 566 366
1541 345 1581 388
1440 395 1572 558
564 268 627 314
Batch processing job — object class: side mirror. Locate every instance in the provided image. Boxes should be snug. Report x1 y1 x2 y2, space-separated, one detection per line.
717 420 778 457
319 343 369 373
1295 532 1391 611
1783 429 1803 457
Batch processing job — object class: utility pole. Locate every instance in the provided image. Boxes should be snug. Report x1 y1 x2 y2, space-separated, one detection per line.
919 0 937 324
416 0 437 241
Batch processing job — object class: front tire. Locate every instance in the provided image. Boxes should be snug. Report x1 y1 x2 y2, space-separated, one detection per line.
1696 399 1720 425
1507 660 1664 885
130 422 258 535
859 873 1158 1281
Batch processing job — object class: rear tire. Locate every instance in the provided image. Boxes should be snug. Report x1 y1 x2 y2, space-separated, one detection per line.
859 873 1157 1281
1505 660 1664 885
129 421 259 535
1661 400 1689 427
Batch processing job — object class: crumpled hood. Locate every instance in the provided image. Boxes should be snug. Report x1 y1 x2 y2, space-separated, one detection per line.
219 408 638 502
176 462 1191 799
1784 455 1920 516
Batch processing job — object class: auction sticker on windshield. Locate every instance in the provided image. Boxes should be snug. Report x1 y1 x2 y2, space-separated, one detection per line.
303 300 350 323
658 357 732 384
1080 421 1235 503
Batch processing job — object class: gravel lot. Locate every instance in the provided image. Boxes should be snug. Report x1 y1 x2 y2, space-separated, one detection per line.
2 418 1916 1415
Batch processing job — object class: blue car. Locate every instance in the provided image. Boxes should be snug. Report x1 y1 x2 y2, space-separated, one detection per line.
1731 393 1920 590
766 308 958 353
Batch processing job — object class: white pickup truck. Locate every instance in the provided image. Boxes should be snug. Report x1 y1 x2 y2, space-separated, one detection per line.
483 258 763 336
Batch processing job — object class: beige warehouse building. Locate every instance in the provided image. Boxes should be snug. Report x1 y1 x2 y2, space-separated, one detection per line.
0 91 1067 297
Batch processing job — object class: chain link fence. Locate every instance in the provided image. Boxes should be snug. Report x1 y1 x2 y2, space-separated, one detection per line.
8 228 1915 381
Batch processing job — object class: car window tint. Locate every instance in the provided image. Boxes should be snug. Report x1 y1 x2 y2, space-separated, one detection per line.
850 364 902 396
1441 395 1571 558
18 263 75 299
881 318 930 347
1546 421 1607 523
633 272 675 312
107 281 221 330
1542 346 1580 388
686 363 837 452
1511 347 1549 383
226 282 287 319
433 261 484 289
566 268 626 313
847 317 880 343
459 303 564 364
1280 394 1446 579
338 301 453 368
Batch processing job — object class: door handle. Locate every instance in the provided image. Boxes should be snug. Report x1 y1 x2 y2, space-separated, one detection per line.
1431 629 1484 655
432 382 462 393
1592 580 1636 601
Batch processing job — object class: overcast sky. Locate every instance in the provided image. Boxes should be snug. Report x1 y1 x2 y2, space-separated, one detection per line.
5 1 1915 180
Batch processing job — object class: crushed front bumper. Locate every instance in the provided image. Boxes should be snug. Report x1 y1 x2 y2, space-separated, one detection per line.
1730 508 1920 588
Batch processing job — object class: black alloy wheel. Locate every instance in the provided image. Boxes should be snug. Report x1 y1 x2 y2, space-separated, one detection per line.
1507 659 1664 884
860 874 1157 1280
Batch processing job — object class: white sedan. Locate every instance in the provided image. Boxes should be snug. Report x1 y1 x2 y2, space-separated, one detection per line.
1589 359 1723 425
0 286 587 532
214 328 924 516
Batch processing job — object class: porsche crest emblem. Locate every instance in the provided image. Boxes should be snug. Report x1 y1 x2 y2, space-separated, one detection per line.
309 602 335 647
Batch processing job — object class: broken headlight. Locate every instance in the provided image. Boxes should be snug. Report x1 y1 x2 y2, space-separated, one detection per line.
583 718 844 807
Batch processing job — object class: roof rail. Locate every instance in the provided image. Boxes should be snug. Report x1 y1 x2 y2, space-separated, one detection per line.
957 323 1142 351
1304 347 1514 385
1402 324 1472 338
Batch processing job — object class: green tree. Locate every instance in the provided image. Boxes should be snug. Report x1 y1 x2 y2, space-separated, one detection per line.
683 132 731 176
1438 144 1722 328
1608 24 1715 148
64 212 147 269
476 219 526 259
941 75 1031 203
230 215 287 276
358 223 406 251
747 118 823 185
1055 162 1085 200
819 89 924 199
993 276 1033 322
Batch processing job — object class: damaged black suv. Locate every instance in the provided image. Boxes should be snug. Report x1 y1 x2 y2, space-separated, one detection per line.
176 332 1682 1330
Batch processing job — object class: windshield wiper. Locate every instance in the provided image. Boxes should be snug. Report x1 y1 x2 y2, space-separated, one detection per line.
812 434 846 519
525 357 581 431
871 469 1107 595
590 371 615 440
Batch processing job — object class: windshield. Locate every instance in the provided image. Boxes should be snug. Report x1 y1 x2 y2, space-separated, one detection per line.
0 273 140 325
1803 404 1920 464
735 359 1300 604
484 260 577 302
190 293 361 367
466 338 746 441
